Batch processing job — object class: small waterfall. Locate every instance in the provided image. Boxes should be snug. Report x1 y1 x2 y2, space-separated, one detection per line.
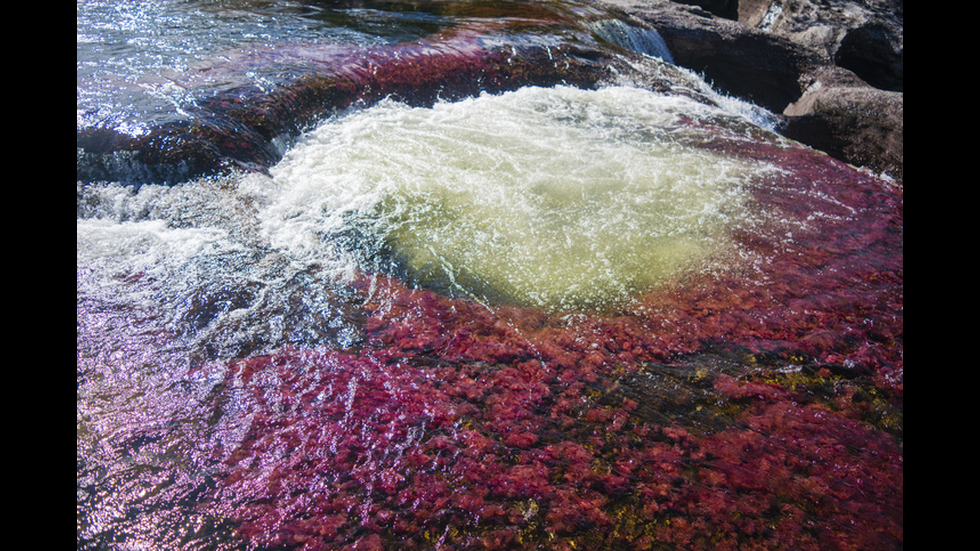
586 18 675 64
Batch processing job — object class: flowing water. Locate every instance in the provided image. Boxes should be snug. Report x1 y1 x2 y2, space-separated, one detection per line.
78 2 902 550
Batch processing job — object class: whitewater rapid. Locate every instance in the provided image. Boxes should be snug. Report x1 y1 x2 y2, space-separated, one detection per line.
78 84 787 360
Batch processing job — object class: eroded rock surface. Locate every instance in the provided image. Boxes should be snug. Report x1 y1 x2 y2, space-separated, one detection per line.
598 0 903 180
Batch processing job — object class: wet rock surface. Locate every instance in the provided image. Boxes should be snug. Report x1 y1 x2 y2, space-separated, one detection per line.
781 65 903 181
76 29 631 186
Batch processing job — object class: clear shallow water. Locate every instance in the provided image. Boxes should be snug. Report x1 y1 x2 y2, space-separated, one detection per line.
78 2 902 550
77 0 455 133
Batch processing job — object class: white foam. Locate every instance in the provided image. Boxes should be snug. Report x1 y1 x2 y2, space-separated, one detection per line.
77 84 784 356
262 85 778 310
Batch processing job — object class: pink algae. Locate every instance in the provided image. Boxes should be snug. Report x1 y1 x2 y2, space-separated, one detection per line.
203 140 901 549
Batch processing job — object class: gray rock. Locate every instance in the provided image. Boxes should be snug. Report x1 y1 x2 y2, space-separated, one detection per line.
782 66 903 181
594 0 903 181
738 0 903 92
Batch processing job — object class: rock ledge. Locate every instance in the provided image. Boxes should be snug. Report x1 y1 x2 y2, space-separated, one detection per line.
597 0 903 181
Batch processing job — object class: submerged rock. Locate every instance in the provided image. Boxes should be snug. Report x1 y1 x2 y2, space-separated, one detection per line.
78 88 902 547
197 129 903 548
76 13 660 187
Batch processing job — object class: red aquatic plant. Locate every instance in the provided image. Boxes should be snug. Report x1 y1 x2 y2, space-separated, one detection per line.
200 134 900 549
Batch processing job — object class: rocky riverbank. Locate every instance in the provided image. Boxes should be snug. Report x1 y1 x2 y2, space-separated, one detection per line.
599 0 903 181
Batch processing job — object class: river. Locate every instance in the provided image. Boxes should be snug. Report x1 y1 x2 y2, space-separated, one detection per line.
77 1 902 549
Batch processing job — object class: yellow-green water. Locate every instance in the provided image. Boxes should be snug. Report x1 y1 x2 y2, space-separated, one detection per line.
265 85 778 310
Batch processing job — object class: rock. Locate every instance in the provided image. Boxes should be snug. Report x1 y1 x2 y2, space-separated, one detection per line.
680 0 904 84
782 66 903 181
646 7 824 111
597 0 903 181
834 20 903 92
739 1 902 87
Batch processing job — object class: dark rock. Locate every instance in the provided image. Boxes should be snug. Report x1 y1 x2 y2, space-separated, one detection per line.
835 21 903 92
782 66 903 181
650 9 823 111
597 0 903 181
672 0 740 19
736 0 903 92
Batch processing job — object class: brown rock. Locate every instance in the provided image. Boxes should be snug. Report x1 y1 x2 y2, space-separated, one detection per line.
782 66 903 181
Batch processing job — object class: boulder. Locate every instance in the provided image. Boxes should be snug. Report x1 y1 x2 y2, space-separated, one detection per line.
670 0 903 92
782 66 903 181
598 0 903 181
737 0 903 93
